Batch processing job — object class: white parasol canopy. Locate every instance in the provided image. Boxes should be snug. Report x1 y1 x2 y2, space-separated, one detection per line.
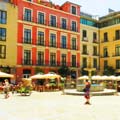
30 73 45 79
44 72 61 79
0 71 14 78
78 76 89 80
92 75 102 80
116 76 120 81
108 76 117 80
101 75 109 80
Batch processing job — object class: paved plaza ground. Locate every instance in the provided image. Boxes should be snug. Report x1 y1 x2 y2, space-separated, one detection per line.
0 91 120 120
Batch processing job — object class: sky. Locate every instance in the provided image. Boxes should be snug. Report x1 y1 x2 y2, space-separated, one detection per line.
51 0 120 17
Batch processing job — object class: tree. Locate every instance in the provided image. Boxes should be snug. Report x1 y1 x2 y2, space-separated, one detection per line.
58 66 71 77
103 66 115 75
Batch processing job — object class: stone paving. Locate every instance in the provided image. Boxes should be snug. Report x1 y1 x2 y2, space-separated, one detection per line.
0 91 120 120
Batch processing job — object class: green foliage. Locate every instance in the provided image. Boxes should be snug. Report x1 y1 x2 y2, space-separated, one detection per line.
103 66 115 75
58 66 71 77
18 86 32 93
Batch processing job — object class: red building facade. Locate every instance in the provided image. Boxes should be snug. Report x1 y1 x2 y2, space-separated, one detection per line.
16 0 80 80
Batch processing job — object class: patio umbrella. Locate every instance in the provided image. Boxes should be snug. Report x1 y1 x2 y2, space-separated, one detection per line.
78 76 88 80
44 72 61 79
108 76 117 81
116 76 120 81
0 71 14 78
101 76 109 80
92 75 102 80
30 73 45 79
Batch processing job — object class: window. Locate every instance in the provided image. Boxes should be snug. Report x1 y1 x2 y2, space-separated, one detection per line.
23 50 31 65
116 60 120 69
104 32 108 42
71 6 76 15
61 36 66 48
0 45 6 59
103 48 108 57
38 31 44 45
50 53 56 66
61 54 66 66
0 10 7 24
72 55 76 67
116 46 120 56
71 21 76 31
50 33 56 47
50 15 56 27
82 30 87 41
72 38 76 50
83 45 87 54
24 9 32 22
61 18 67 29
93 32 97 42
38 12 44 24
83 57 87 68
23 69 31 78
104 60 108 70
93 58 97 68
24 29 31 44
0 28 6 41
93 46 97 55
37 51 44 65
115 30 120 40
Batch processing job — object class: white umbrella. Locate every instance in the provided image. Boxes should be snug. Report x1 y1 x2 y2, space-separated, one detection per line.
116 76 120 81
44 72 61 79
101 76 109 80
0 71 14 78
108 76 116 81
78 76 88 80
92 75 102 80
30 73 45 79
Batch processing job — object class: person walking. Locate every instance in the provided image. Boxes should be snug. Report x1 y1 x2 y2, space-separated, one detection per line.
4 79 10 99
84 80 91 105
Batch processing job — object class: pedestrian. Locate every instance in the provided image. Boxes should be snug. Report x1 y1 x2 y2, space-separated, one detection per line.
84 80 91 105
4 79 10 99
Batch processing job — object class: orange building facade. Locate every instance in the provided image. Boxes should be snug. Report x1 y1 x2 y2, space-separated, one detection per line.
16 0 80 80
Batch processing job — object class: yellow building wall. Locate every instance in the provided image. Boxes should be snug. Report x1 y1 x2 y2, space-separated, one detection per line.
0 3 17 66
100 24 120 74
80 24 99 69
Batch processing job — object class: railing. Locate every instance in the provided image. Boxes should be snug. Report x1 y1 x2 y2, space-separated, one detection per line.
37 41 45 46
22 38 32 44
22 16 79 32
113 37 120 41
82 52 88 55
22 59 33 65
100 55 109 58
82 37 88 42
93 53 99 56
93 39 99 43
21 60 79 67
101 39 109 43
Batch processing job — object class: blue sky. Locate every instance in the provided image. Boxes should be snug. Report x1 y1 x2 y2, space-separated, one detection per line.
51 0 120 17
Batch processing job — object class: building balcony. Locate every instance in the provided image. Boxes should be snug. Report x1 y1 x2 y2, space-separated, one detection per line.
93 39 99 44
82 52 89 55
37 41 45 46
22 16 79 32
100 55 109 58
93 53 99 56
112 54 120 57
22 59 33 65
82 37 88 42
101 39 109 43
113 37 120 41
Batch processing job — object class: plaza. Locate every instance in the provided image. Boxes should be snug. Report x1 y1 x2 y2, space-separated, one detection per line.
0 91 120 120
